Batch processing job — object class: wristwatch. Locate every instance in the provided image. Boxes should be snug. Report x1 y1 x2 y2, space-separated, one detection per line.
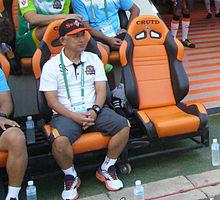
89 105 101 115
0 113 7 118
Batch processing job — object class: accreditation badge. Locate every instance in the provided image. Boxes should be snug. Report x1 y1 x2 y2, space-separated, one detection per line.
20 0 28 8
100 23 116 37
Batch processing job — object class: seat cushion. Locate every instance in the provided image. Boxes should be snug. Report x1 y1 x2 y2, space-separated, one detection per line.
0 152 8 167
142 105 200 138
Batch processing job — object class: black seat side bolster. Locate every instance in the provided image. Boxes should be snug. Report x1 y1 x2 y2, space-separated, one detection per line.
164 32 189 103
177 102 208 130
135 111 158 140
123 34 139 109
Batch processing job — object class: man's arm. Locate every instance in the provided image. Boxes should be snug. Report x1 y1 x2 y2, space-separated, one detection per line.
0 91 13 117
23 11 82 27
0 91 20 129
127 3 140 28
44 91 94 127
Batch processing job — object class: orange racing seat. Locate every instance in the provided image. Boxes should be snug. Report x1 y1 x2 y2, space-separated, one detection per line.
120 15 209 145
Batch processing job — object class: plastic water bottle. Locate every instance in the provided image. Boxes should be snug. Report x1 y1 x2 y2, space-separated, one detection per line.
26 116 35 145
134 180 144 200
211 138 220 166
26 180 37 200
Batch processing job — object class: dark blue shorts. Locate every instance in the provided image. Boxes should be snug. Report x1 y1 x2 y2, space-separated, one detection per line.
50 106 129 144
174 0 194 10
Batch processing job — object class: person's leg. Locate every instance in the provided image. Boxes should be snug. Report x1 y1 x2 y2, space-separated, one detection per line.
204 0 212 18
0 127 28 199
215 0 220 16
50 115 82 200
88 107 130 191
181 8 195 48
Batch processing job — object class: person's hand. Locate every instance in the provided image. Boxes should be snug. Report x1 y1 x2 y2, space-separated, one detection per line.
117 29 127 35
0 117 20 131
72 112 95 129
64 14 83 22
82 110 97 130
107 37 122 50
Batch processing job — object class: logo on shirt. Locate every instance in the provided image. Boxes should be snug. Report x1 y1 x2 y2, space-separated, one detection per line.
85 65 95 75
53 0 62 9
20 0 28 8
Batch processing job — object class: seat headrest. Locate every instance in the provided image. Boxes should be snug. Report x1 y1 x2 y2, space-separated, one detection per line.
127 15 169 46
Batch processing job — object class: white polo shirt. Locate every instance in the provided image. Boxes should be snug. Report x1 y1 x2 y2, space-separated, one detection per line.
39 48 107 113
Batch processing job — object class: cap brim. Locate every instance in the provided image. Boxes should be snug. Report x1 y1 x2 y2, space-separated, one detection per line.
66 28 91 36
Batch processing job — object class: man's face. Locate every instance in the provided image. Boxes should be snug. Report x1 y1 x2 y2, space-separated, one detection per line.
61 31 86 52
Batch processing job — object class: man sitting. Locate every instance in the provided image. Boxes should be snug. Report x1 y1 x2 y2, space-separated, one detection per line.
15 0 82 58
39 19 130 200
0 68 28 200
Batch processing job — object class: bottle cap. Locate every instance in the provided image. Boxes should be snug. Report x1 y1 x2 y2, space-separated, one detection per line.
28 180 34 186
213 139 217 143
135 180 141 186
27 116 32 121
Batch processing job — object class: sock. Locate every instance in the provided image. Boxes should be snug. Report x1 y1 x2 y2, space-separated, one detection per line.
215 0 220 13
62 165 77 178
171 19 179 37
101 156 117 171
5 186 21 200
204 0 212 13
182 18 190 41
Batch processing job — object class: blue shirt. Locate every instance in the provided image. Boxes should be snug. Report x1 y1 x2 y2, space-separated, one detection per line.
0 68 10 92
72 0 133 35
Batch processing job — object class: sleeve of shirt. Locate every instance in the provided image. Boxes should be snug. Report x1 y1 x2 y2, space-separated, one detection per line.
120 0 134 11
94 55 107 82
72 0 89 22
19 0 36 16
39 61 58 92
62 0 71 14
0 69 10 92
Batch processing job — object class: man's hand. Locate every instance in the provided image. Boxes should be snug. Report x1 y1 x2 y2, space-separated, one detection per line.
82 110 97 130
171 0 177 6
117 29 127 35
72 112 95 129
0 117 20 131
107 37 122 50
64 14 83 22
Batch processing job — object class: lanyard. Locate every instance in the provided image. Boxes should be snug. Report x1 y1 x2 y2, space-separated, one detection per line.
91 0 108 21
60 53 85 103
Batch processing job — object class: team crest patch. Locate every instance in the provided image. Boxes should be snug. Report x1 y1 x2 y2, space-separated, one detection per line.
53 0 62 9
20 0 28 8
85 65 95 75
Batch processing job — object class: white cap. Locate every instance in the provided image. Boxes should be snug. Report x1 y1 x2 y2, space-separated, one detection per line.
213 139 217 143
28 180 34 186
27 116 32 120
135 180 141 186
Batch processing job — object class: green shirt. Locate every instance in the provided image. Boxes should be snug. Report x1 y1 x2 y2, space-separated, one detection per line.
17 0 70 38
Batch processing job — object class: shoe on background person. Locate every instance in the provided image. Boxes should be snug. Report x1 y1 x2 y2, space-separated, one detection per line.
181 39 196 48
96 165 123 191
206 13 212 19
61 175 81 200
215 12 220 17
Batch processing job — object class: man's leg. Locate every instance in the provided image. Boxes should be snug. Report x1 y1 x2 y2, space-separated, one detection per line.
50 116 82 200
181 10 195 48
215 0 220 17
0 127 28 199
204 0 212 18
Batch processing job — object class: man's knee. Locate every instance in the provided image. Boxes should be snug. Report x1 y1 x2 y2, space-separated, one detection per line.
5 127 26 147
52 136 72 153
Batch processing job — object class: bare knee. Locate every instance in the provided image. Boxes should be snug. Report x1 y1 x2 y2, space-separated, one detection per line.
5 127 26 149
52 136 71 154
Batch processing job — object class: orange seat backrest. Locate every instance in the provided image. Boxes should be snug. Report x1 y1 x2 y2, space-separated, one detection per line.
120 15 186 110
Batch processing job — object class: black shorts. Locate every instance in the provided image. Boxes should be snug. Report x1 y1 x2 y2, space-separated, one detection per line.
50 106 129 144
174 0 194 10
94 32 126 51
0 125 12 136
